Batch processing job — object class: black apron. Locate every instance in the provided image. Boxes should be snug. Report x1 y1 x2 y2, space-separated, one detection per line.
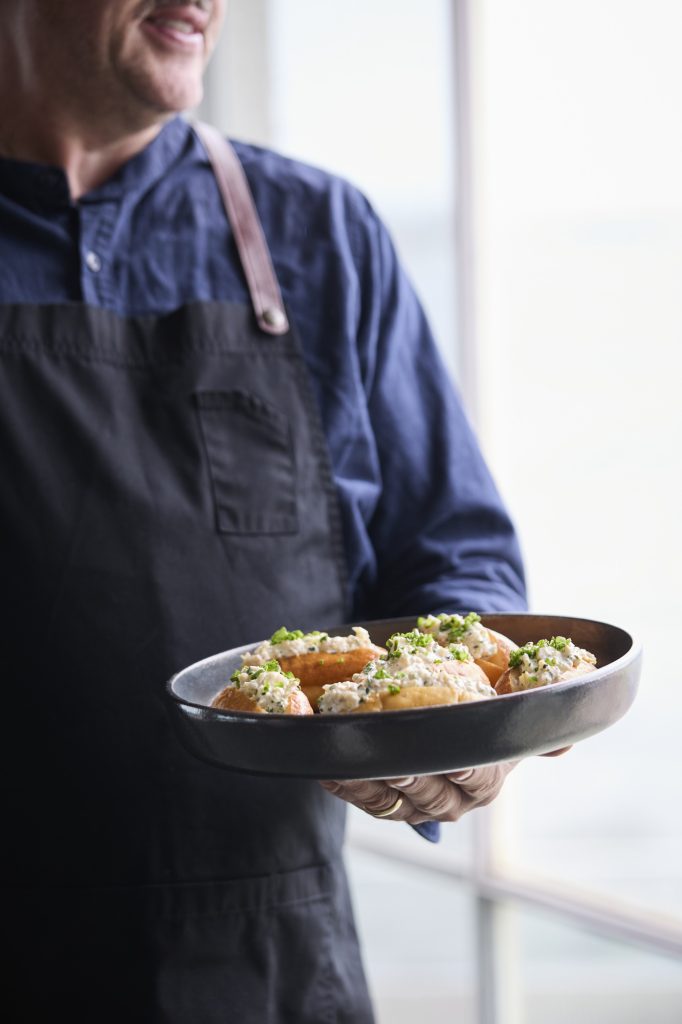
1 123 374 1024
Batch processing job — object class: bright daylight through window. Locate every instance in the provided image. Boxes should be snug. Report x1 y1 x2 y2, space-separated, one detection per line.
203 2 682 1022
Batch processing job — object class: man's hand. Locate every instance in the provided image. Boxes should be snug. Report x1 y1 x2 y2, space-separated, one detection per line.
319 762 515 824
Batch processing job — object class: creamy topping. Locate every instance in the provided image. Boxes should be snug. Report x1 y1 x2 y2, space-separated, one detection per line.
223 660 302 713
242 625 373 664
317 680 367 714
508 636 596 691
417 612 497 660
382 630 462 663
317 630 496 712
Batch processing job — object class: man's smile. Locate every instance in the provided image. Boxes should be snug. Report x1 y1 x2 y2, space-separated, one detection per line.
142 2 211 51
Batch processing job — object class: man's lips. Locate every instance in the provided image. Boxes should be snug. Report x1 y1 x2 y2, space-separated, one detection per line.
143 3 210 50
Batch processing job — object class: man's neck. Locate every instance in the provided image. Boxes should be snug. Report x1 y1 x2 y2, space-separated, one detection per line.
0 110 165 201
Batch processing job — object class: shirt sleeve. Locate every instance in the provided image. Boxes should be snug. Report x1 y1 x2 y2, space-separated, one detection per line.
350 198 527 619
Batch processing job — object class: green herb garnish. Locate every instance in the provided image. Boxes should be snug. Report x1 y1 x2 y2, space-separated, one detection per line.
448 644 471 662
386 630 432 657
444 612 480 642
509 637 572 668
270 627 304 644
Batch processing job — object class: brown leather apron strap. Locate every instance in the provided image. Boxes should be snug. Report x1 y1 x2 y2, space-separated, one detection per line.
193 121 289 337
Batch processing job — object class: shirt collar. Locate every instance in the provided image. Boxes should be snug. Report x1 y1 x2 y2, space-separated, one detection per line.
0 116 193 211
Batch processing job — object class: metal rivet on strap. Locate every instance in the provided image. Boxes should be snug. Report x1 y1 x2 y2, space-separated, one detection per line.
262 307 287 331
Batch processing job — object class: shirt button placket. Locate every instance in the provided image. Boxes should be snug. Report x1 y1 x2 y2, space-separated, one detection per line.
79 199 116 306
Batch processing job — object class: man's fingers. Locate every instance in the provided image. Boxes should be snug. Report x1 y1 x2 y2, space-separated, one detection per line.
389 774 469 820
319 778 382 805
319 761 517 823
443 761 516 805
319 778 416 820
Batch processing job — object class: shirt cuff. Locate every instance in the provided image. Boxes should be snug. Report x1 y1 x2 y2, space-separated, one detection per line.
409 821 441 843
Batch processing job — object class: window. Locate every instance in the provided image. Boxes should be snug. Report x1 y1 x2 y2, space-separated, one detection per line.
202 2 682 1019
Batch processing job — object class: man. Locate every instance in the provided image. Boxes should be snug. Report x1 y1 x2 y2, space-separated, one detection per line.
0 2 527 1021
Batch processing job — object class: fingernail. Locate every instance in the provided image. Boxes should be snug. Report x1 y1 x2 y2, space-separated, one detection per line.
390 776 416 788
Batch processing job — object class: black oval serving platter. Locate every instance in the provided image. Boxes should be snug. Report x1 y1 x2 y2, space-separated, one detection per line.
165 614 642 780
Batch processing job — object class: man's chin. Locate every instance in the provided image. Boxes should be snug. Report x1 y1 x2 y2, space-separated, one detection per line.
132 72 204 117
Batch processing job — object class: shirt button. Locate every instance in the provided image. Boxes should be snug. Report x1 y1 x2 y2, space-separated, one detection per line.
85 250 102 273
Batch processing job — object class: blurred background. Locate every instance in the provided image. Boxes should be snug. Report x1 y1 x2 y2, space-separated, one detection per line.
199 1 682 1020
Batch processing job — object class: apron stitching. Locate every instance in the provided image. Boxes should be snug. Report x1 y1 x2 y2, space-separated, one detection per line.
148 894 332 924
0 335 296 367
291 346 351 618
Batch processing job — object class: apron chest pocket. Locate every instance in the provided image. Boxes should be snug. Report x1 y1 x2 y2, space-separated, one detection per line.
195 389 298 535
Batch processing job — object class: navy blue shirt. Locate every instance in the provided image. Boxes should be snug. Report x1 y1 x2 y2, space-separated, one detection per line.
0 116 526 618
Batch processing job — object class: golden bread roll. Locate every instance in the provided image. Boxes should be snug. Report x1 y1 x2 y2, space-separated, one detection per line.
354 683 478 713
416 612 517 685
495 636 597 695
317 629 496 714
212 686 313 715
279 648 384 707
475 628 517 685
212 661 313 715
240 626 384 710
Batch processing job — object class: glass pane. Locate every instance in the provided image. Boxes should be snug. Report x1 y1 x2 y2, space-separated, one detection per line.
500 737 682 925
473 0 682 923
347 803 475 865
267 0 461 380
515 903 682 1024
345 846 477 1024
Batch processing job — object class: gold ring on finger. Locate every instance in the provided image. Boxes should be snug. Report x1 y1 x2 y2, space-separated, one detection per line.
372 795 403 819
